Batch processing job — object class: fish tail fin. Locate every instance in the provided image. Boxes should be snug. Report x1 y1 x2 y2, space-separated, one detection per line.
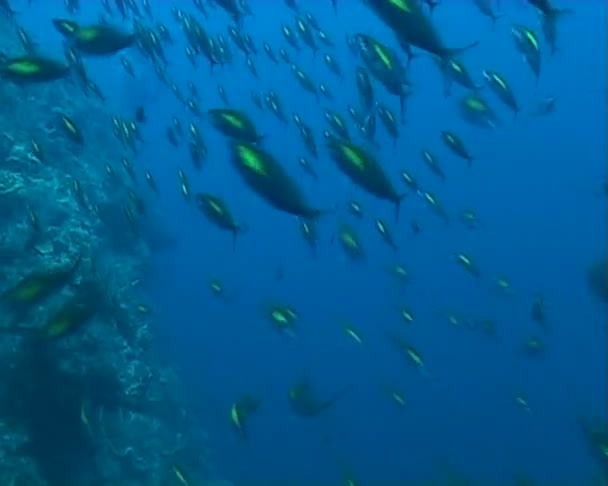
233 222 248 251
404 48 418 67
232 229 238 252
321 386 350 411
549 7 575 20
429 0 440 14
395 194 407 222
441 74 452 98
443 41 479 59
310 203 337 220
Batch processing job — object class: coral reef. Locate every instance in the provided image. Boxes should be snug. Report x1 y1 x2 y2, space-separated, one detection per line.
0 16 219 486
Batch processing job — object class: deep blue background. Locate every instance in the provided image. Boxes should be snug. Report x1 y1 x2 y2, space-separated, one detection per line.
18 0 607 483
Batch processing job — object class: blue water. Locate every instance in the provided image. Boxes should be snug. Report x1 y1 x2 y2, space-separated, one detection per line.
20 0 607 484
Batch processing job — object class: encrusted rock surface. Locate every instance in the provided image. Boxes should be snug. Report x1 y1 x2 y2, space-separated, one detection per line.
0 14 226 486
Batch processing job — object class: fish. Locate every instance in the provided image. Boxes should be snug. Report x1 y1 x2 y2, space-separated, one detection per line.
288 377 348 418
586 260 607 303
458 93 501 129
472 0 502 26
58 21 137 55
482 69 519 118
511 25 541 83
1 256 82 311
230 142 324 219
326 138 406 221
435 56 482 97
195 193 245 250
336 221 366 262
230 395 261 439
0 55 70 83
208 108 263 143
441 130 473 165
528 96 557 117
37 289 97 339
374 218 398 251
363 0 478 60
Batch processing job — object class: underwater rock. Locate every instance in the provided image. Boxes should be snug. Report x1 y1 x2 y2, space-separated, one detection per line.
0 13 213 486
0 169 26 221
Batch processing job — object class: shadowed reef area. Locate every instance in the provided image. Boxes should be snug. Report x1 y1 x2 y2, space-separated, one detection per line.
0 15 230 486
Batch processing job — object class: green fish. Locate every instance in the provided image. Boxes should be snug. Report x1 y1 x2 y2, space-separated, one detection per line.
363 0 477 60
38 290 97 339
0 55 70 83
208 108 263 143
1 256 82 311
230 142 324 219
230 395 261 440
458 93 501 129
66 22 136 56
326 138 405 220
335 221 365 262
195 193 245 250
441 130 473 166
51 18 80 37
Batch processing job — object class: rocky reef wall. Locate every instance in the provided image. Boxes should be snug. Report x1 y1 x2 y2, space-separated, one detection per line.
0 14 218 486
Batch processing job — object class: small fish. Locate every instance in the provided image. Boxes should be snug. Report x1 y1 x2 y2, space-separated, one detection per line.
482 69 519 118
344 325 363 344
441 130 473 166
195 193 246 250
472 0 502 26
288 377 348 418
208 108 263 143
38 290 97 339
374 218 398 251
336 221 365 262
455 252 480 279
529 96 557 117
421 149 446 182
135 106 146 123
531 294 547 328
266 303 299 337
172 464 190 486
230 395 261 439
511 25 541 83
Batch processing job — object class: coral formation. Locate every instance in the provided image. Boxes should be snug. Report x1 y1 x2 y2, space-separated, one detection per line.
0 15 220 486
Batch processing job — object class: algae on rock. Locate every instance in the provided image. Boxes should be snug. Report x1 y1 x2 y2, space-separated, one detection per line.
0 15 214 486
